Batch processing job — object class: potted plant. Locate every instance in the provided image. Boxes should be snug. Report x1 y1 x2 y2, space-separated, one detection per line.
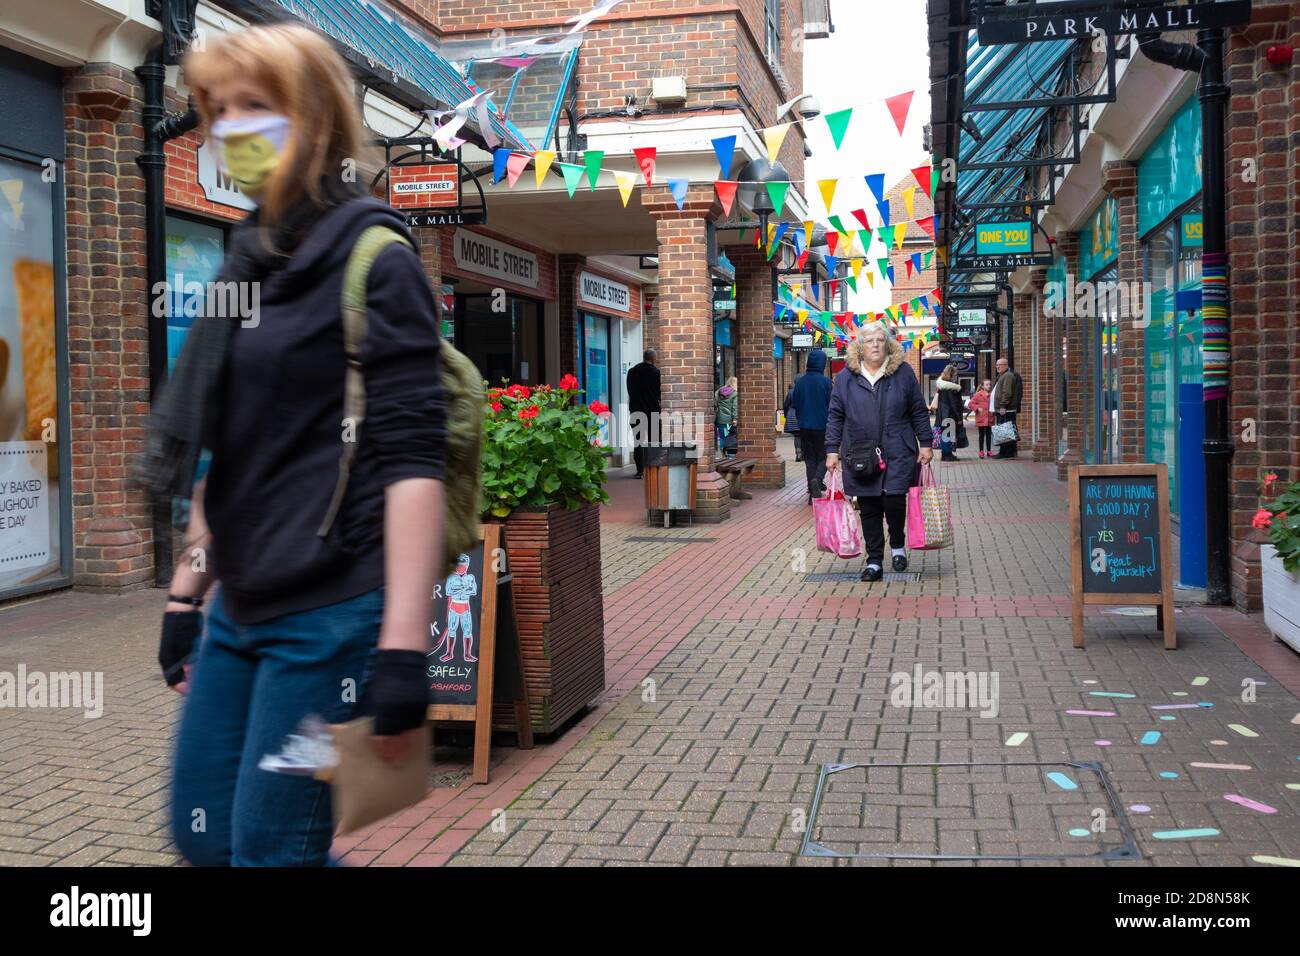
1253 472 1300 654
482 375 610 734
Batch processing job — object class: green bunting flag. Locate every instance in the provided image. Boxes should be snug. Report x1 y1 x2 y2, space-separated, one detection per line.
583 150 604 190
827 214 846 235
558 162 585 198
845 274 858 293
858 229 873 253
766 180 791 217
824 108 853 150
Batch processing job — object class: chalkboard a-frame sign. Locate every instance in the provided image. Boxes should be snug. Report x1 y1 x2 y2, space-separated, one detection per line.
427 523 534 783
1069 464 1176 650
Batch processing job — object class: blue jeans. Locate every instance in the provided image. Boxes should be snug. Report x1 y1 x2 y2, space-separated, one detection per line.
170 588 384 866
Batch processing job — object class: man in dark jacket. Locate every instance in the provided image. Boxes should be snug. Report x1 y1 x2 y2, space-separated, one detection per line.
791 349 834 501
626 349 660 478
993 356 1023 459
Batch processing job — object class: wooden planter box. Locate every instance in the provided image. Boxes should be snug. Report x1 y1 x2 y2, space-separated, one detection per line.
1261 544 1300 655
493 503 605 735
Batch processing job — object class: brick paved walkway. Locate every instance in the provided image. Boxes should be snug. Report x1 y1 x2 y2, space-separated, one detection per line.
0 449 1297 867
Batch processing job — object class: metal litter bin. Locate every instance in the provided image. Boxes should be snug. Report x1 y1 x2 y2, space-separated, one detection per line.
643 442 698 527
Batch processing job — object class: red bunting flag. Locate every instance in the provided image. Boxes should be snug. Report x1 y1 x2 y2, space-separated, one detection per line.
916 216 936 240
905 259 914 280
911 164 933 200
715 180 739 216
634 147 657 188
505 152 531 188
885 91 915 136
826 232 838 256
796 250 809 270
850 209 870 230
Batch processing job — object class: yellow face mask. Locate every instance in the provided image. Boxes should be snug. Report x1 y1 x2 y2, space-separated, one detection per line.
210 114 291 201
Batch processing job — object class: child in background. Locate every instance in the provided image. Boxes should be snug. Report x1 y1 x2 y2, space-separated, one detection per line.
968 379 994 459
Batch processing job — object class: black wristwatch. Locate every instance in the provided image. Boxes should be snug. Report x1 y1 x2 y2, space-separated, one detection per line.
167 593 204 609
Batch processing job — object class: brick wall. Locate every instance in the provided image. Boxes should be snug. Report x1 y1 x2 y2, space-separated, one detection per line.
436 0 806 183
1223 0 1300 609
1028 269 1057 462
1102 160 1144 465
1055 232 1084 481
731 244 783 486
63 65 154 589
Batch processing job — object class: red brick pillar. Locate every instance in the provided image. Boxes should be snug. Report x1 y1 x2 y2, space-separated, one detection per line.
730 245 784 487
1012 290 1036 452
1055 232 1085 481
64 67 154 589
1027 268 1056 462
1102 161 1144 464
641 289 659 357
640 185 730 522
1224 4 1299 609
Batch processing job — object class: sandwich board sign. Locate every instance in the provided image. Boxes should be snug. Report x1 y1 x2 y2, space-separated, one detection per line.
1068 464 1176 649
427 523 534 783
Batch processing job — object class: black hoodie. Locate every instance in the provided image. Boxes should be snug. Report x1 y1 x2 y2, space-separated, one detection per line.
203 198 446 625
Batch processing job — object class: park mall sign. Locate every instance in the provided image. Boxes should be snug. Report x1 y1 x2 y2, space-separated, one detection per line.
977 1 1252 45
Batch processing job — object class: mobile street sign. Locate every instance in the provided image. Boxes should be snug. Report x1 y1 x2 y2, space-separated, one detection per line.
375 138 489 227
977 0 1253 45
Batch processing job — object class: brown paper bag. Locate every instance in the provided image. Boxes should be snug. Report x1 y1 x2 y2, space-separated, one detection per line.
319 718 431 836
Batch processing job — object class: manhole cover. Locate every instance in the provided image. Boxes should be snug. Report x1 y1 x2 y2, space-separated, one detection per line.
800 761 1138 861
625 536 718 543
805 571 922 583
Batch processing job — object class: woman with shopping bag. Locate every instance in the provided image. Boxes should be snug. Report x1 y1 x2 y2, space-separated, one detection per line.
824 322 934 582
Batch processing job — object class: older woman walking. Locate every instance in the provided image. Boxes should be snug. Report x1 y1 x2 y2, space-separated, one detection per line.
825 323 933 582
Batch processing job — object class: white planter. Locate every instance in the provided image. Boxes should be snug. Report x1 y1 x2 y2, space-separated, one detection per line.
1260 544 1300 654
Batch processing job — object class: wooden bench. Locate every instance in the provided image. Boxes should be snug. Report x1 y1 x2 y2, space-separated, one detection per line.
715 457 757 500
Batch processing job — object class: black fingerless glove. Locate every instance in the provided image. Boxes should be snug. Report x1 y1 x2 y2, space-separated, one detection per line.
365 650 429 736
159 611 203 686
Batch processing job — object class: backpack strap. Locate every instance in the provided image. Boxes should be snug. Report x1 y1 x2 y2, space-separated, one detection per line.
317 224 413 537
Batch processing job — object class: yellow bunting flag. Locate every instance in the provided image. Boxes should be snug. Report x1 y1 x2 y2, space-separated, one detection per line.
533 150 555 188
902 186 917 219
852 258 863 282
894 223 907 249
613 170 637 208
936 246 948 266
764 123 792 162
866 272 875 289
818 179 838 213
803 220 815 250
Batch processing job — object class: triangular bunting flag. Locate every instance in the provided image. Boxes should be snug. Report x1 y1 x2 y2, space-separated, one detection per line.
887 264 895 284
894 223 907 249
492 148 510 184
935 246 947 267
558 162 585 197
824 254 838 278
613 170 637 207
803 221 815 250
851 258 863 282
866 272 875 289
766 180 791 217
633 146 657 187
878 200 891 228
824 107 853 149
931 156 941 202
764 123 792 162
533 150 555 187
865 173 886 208
796 249 809 270
902 186 917 219
911 253 922 273
850 209 870 230
845 275 858 293
905 259 913 280
827 214 845 235
826 232 838 256
878 258 891 279
885 91 915 135
858 229 873 253
583 150 604 190
818 179 838 213
505 151 530 188
917 216 936 241
715 180 739 216
911 164 933 200
712 135 737 178
667 178 689 210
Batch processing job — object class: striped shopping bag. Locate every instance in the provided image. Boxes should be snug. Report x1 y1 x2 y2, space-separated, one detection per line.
906 464 953 551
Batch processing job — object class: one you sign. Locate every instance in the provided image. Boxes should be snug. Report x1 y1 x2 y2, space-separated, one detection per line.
1068 464 1175 649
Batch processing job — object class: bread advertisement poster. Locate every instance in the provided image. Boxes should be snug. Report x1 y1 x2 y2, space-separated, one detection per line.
0 159 60 590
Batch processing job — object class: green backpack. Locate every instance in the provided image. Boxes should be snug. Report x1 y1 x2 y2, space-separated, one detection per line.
317 224 483 577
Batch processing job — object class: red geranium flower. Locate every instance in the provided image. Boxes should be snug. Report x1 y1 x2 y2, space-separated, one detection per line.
588 400 609 415
505 384 531 400
487 387 504 399
517 405 539 421
490 401 503 413
1252 508 1274 530
558 373 579 391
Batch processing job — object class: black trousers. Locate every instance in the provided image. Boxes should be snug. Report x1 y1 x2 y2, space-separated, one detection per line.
996 411 1019 458
633 444 645 475
978 425 992 453
799 430 826 494
858 493 907 565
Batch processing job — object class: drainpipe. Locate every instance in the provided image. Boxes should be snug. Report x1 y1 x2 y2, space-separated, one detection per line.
136 43 199 586
1138 30 1232 606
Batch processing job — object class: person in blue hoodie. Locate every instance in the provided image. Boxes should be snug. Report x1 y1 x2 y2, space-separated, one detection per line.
146 24 446 866
790 349 834 503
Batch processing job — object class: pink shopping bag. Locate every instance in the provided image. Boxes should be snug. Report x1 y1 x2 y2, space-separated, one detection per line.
814 470 864 558
906 463 954 551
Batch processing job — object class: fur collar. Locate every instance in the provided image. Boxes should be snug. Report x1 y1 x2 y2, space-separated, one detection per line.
845 335 904 378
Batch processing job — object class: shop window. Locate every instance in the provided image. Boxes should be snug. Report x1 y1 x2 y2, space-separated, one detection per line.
0 153 66 597
457 293 544 387
164 215 228 373
1144 221 1178 508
